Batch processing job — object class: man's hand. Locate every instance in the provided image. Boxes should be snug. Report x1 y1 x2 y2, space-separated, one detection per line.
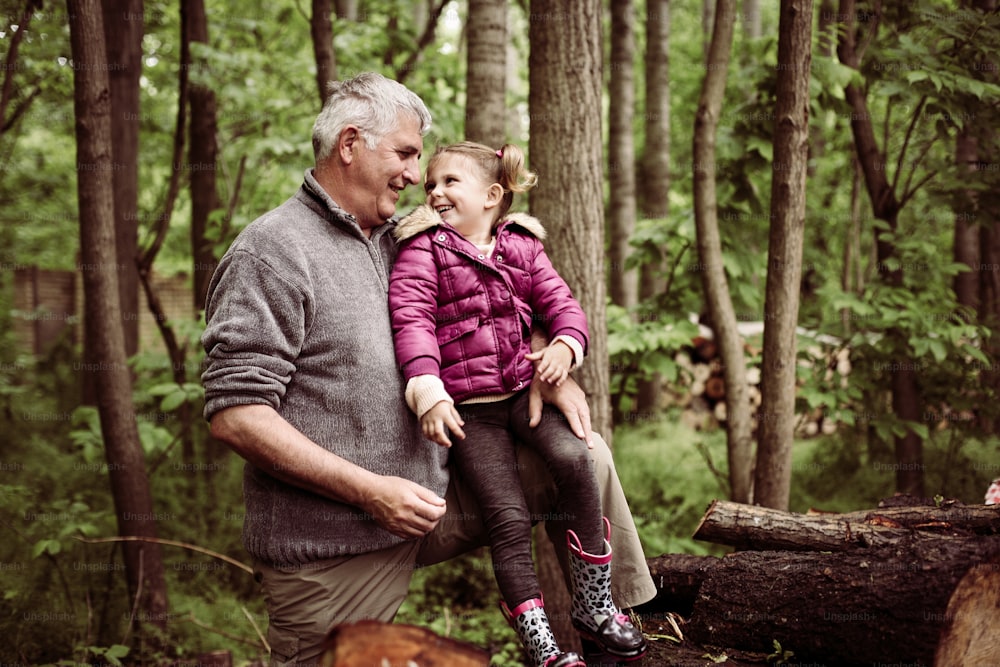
525 340 573 386
420 400 465 447
361 475 447 539
528 373 594 447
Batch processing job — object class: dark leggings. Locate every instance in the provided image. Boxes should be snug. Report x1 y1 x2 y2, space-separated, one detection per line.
452 390 604 607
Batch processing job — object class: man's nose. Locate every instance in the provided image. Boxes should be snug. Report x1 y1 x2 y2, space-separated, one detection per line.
403 156 421 184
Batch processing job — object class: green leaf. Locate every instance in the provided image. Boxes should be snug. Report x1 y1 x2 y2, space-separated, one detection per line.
160 390 188 412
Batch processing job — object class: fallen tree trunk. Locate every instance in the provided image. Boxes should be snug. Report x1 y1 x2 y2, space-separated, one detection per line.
667 535 1000 665
692 499 1000 551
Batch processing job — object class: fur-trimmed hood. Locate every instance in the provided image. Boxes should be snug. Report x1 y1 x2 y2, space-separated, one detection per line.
393 204 547 242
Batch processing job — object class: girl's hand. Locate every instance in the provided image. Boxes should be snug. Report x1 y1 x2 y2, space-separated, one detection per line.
525 340 574 386
420 401 465 447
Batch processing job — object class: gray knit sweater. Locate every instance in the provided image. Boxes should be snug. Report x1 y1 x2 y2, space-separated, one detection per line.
201 170 449 566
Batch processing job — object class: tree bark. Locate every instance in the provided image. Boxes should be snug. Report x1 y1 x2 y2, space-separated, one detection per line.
529 0 607 649
186 0 221 312
681 537 1000 665
692 0 753 503
100 0 141 357
752 0 812 511
311 0 337 107
608 0 638 310
465 0 506 146
635 0 671 414
692 499 1000 552
529 0 610 437
68 0 169 632
742 0 761 39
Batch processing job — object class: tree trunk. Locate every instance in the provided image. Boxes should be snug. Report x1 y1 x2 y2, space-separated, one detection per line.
68 0 169 632
836 0 924 497
529 0 610 437
608 0 638 310
334 0 357 20
635 0 671 414
465 0 506 146
742 0 761 39
752 0 812 511
681 537 1000 665
101 0 141 356
692 499 1000 552
692 0 753 503
529 0 606 649
312 0 337 107
186 0 221 313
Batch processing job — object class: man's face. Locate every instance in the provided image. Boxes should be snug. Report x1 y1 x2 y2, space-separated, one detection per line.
351 114 423 230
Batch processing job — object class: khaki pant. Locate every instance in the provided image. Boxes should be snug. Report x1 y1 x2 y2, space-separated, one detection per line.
255 434 656 666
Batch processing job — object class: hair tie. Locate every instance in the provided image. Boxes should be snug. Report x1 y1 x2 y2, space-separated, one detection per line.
496 149 503 158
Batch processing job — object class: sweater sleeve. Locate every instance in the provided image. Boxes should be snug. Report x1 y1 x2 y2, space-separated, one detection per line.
388 235 444 379
201 249 306 420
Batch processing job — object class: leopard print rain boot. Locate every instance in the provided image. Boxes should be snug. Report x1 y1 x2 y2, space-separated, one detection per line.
501 598 586 667
566 518 648 661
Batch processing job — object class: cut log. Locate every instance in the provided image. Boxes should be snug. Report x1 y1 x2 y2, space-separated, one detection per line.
320 620 490 667
680 536 1000 665
645 553 718 614
934 557 1000 667
692 499 1000 552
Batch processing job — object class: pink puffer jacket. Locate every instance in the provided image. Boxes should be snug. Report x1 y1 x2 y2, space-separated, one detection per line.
389 205 589 404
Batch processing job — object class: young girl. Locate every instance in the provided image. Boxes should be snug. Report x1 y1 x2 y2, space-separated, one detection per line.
389 141 647 667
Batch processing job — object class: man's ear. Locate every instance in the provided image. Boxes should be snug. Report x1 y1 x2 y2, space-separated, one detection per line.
484 183 505 209
338 126 361 164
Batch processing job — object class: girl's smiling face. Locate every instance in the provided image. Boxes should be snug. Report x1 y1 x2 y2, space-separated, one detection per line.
423 153 502 244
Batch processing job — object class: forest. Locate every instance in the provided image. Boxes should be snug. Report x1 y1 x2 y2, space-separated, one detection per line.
2 0 1000 665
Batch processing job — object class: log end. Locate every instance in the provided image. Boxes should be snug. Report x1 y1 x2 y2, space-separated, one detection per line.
320 620 491 667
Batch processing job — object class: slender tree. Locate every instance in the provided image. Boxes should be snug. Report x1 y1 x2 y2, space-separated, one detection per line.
837 0 925 496
465 0 507 145
100 0 142 356
743 0 762 39
692 0 754 503
753 0 813 511
186 0 221 311
68 0 169 633
635 0 671 414
312 0 337 106
608 0 638 310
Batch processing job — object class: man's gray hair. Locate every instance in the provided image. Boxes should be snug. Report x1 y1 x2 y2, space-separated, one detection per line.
312 72 432 163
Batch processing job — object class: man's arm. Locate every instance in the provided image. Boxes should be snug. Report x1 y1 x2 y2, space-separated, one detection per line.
527 328 593 445
210 404 446 539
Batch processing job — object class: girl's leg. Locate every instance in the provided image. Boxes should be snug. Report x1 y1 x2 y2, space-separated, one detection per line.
452 401 539 605
453 401 584 667
507 394 604 553
507 393 647 661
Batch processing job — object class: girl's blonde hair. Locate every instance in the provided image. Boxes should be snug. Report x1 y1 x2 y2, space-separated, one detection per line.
427 141 537 219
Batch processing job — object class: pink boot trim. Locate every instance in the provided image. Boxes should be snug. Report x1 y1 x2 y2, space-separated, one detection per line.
566 517 613 564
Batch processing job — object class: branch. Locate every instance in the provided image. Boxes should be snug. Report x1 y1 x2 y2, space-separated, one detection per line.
395 0 449 84
891 96 927 195
75 535 254 575
182 610 268 649
0 84 40 133
0 0 39 127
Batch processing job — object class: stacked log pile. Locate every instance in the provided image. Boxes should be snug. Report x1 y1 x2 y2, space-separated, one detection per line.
673 333 852 437
646 497 1000 666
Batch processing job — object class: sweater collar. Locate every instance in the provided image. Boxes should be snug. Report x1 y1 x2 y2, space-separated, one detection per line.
301 169 398 244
